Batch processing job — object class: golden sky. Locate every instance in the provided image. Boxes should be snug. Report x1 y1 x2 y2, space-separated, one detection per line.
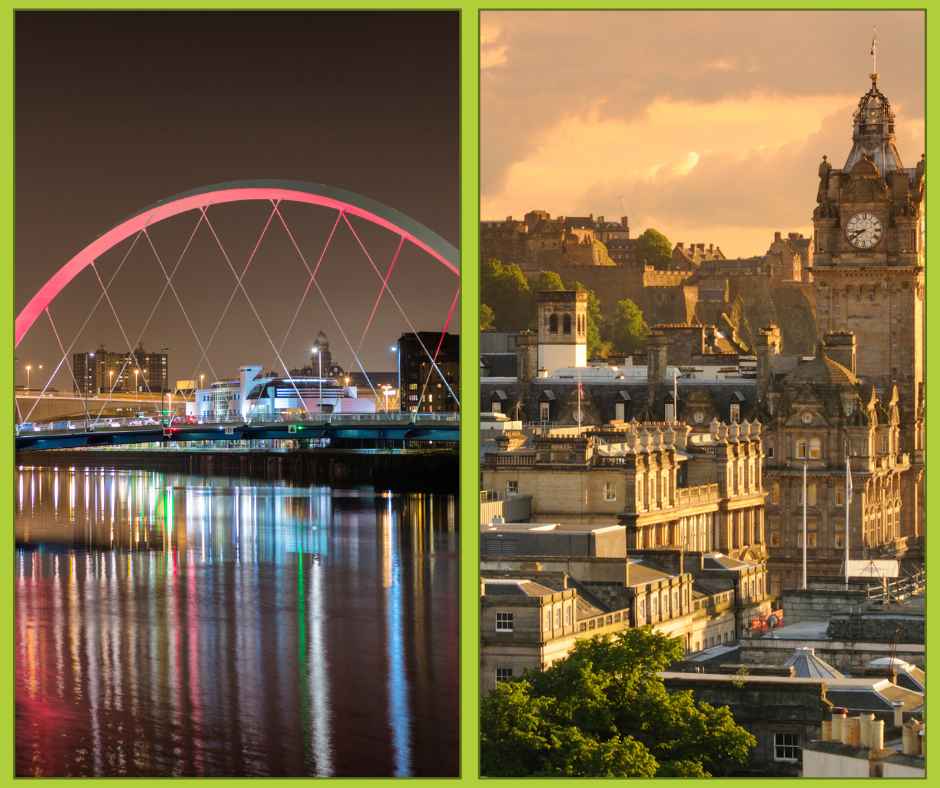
481 10 925 258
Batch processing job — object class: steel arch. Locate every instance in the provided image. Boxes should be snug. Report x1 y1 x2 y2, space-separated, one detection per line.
15 180 460 347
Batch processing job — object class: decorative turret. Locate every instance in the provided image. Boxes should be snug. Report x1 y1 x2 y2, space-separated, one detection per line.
843 77 904 177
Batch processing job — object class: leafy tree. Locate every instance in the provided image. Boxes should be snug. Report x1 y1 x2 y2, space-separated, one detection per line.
481 259 532 330
480 303 495 331
532 270 565 293
480 629 756 778
611 299 649 355
635 228 673 270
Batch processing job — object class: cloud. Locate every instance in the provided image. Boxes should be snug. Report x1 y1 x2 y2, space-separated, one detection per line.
481 9 925 256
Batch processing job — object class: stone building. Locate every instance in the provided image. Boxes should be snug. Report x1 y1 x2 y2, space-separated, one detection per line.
808 73 925 548
481 420 768 564
753 324 917 593
479 532 770 694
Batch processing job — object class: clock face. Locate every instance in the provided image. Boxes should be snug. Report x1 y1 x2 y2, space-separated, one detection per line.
845 212 883 249
801 412 813 424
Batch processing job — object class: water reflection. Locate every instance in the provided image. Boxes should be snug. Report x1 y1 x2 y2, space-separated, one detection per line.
15 465 458 777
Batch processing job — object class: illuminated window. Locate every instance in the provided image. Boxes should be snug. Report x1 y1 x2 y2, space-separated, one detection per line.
796 439 807 459
809 438 821 459
771 482 780 504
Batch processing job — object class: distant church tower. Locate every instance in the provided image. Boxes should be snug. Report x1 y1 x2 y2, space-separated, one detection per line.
536 290 588 373
312 330 333 377
809 70 925 538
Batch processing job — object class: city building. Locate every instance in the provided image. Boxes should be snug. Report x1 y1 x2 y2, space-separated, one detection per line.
398 331 459 413
754 325 917 593
808 74 925 553
482 420 768 564
72 342 169 396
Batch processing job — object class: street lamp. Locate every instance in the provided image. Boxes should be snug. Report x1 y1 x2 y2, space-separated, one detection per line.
109 370 114 394
391 344 400 413
312 348 322 416
134 369 138 392
25 365 30 394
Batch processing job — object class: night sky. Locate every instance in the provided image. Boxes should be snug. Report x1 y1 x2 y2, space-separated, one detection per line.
15 11 459 392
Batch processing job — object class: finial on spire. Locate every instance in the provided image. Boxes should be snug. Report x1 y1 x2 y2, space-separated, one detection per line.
870 25 878 82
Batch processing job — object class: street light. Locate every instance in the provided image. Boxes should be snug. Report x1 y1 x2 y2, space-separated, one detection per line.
109 370 114 394
312 348 322 416
391 344 400 413
25 365 30 394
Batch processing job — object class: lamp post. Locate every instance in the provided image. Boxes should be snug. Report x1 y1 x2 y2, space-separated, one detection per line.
312 348 322 416
109 370 114 394
391 344 400 413
25 365 30 394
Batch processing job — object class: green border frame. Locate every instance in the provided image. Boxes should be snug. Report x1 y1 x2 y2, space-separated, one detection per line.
2 1 936 787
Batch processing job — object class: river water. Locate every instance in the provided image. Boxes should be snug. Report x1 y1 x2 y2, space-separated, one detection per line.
14 463 459 777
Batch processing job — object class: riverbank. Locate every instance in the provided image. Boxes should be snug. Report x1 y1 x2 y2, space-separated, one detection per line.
16 448 459 493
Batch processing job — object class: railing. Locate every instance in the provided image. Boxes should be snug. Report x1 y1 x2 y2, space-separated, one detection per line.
485 453 536 467
16 411 460 435
480 495 532 524
865 570 925 603
674 483 720 505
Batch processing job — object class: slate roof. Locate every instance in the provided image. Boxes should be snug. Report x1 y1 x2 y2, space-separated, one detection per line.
481 353 518 378
483 579 556 598
783 647 845 680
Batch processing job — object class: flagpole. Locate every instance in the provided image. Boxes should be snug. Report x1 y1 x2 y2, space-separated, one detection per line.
845 445 852 590
802 460 808 590
673 368 678 422
578 373 582 434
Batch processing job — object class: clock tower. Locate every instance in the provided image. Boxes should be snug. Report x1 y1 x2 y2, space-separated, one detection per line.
810 72 925 541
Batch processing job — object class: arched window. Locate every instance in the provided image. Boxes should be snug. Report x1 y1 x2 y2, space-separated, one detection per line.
796 438 807 459
549 313 558 333
809 437 821 459
562 314 572 335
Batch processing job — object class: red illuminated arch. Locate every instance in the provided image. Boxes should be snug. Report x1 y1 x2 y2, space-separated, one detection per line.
15 180 459 347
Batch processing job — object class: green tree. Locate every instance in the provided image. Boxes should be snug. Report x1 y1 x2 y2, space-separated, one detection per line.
480 303 495 331
481 258 532 330
532 270 565 293
635 228 673 270
480 629 756 778
611 299 649 355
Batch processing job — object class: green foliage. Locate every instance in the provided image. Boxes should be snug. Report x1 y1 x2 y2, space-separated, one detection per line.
480 303 495 331
481 259 532 330
532 270 565 293
611 299 649 355
635 228 673 270
480 629 756 778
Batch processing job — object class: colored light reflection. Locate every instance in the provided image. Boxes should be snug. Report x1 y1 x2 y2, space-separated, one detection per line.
14 468 458 777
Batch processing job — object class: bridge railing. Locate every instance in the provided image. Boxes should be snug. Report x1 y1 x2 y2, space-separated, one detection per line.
16 410 460 435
